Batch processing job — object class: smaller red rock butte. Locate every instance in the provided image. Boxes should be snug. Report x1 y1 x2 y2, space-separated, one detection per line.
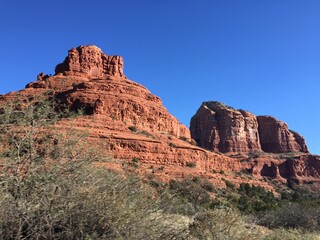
190 101 308 153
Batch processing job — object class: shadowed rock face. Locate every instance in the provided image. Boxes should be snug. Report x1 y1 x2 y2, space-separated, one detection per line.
249 154 320 183
191 101 309 154
190 102 261 153
257 116 308 153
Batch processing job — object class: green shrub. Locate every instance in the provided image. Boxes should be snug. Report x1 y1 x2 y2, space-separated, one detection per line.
169 142 177 148
186 161 196 168
130 157 140 168
169 179 211 206
235 183 278 213
128 125 137 132
224 180 235 189
179 136 188 141
200 180 215 192
139 130 155 139
158 166 165 171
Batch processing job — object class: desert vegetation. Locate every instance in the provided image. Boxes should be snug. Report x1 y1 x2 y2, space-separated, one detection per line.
0 96 320 239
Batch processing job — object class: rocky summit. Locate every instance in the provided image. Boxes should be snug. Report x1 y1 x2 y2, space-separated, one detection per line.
55 45 125 78
1 45 320 186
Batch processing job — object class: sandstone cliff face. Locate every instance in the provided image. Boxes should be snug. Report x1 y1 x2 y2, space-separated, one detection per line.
20 45 189 140
55 45 125 78
257 116 308 153
25 45 125 90
190 102 261 153
245 154 320 183
191 101 309 154
57 77 190 137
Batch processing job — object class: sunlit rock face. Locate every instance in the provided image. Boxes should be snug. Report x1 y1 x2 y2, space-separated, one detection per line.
55 45 125 78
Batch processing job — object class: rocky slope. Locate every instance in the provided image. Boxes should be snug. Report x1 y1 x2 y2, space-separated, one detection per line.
1 45 319 186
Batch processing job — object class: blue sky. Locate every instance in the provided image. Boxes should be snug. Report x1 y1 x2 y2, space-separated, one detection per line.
1 0 319 154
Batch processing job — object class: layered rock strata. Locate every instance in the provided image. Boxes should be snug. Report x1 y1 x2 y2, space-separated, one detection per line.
190 101 309 154
257 116 308 153
55 45 125 78
190 102 261 153
245 154 320 183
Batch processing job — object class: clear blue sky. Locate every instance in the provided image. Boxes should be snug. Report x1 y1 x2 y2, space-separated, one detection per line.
1 0 319 154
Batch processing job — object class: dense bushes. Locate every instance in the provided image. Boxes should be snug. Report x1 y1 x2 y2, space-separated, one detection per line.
236 183 278 213
258 203 320 231
189 209 261 240
169 178 212 208
0 166 152 239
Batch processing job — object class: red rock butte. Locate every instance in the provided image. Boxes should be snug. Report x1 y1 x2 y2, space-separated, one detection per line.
1 45 319 186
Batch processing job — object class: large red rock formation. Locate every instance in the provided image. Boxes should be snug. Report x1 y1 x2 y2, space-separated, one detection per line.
1 45 319 186
257 116 308 153
190 101 261 153
0 45 241 175
16 45 190 140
